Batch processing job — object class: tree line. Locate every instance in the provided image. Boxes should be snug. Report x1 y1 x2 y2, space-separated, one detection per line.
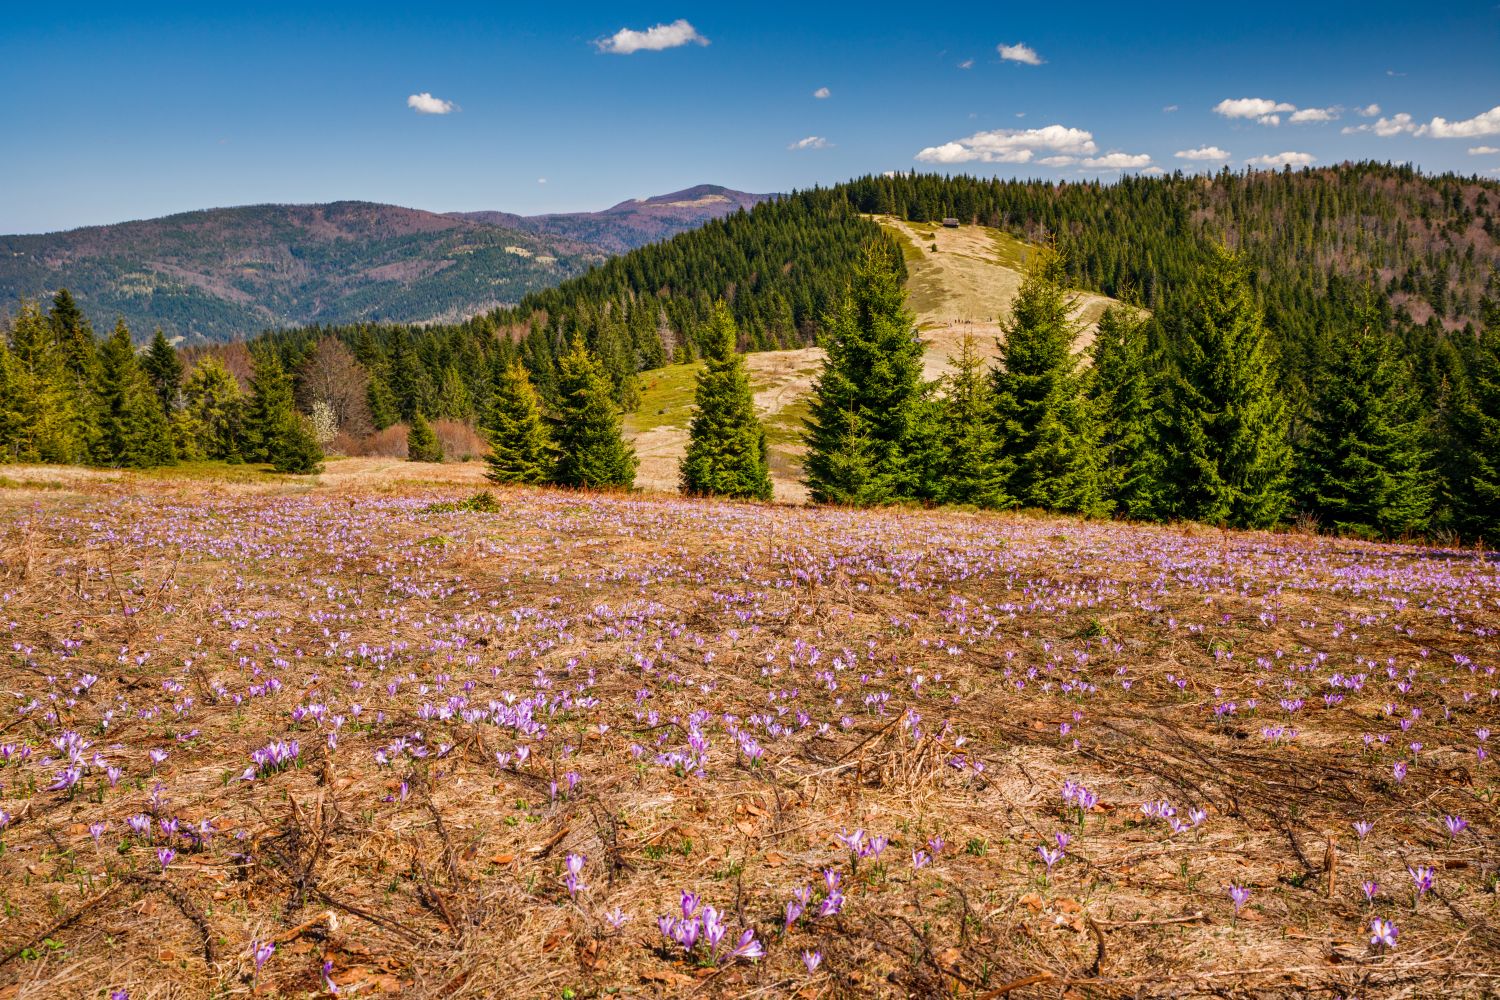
0 290 322 473
797 241 1498 541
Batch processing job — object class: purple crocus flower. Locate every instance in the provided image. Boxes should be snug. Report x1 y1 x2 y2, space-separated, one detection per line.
727 928 763 961
1369 917 1398 950
803 949 822 973
1409 865 1434 900
1228 884 1251 917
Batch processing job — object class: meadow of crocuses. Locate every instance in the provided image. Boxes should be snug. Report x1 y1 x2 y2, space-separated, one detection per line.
0 478 1495 998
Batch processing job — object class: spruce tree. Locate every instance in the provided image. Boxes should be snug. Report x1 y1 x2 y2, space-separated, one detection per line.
680 302 772 500
1160 244 1292 528
406 412 444 462
180 358 244 461
435 365 472 421
1446 323 1500 540
1089 306 1166 520
97 320 175 468
367 373 399 430
47 290 103 462
804 241 927 505
1 301 79 463
482 362 554 484
551 336 636 489
243 350 294 463
1298 317 1435 538
992 247 1106 515
934 333 1009 507
141 329 184 413
268 408 324 474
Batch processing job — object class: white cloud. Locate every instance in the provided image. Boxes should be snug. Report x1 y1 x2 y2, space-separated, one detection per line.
1469 145 1500 155
537 178 547 185
595 19 708 54
1082 152 1153 169
958 58 974 70
813 86 831 99
1038 155 1076 167
1421 105 1500 138
1342 112 1419 136
1215 97 1297 121
915 124 1095 164
1246 151 1316 168
1357 104 1381 117
1290 106 1340 123
1175 146 1231 161
997 42 1043 65
1163 104 1180 113
788 135 830 150
407 92 456 115
1142 166 1165 175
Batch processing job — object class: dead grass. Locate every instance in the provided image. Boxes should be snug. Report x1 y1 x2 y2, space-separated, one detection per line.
0 468 1495 999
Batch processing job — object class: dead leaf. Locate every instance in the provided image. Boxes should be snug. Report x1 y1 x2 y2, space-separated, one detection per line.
490 853 516 865
764 851 786 866
640 968 695 988
576 937 603 971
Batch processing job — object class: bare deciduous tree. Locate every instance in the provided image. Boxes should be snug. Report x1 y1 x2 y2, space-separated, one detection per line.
296 337 373 438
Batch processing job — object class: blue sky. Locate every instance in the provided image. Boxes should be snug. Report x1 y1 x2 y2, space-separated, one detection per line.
2 1 1498 234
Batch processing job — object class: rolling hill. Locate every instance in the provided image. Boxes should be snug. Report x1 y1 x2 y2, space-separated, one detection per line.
0 186 769 343
625 217 1124 501
451 184 771 254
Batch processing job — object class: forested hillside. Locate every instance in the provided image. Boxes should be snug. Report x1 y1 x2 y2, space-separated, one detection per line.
5 163 1498 540
451 184 772 254
0 202 605 342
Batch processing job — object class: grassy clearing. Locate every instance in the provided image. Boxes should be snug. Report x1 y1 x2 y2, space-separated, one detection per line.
0 471 1494 998
626 362 703 434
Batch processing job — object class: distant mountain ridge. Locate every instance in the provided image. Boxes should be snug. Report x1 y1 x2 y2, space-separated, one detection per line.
0 185 771 343
450 185 772 254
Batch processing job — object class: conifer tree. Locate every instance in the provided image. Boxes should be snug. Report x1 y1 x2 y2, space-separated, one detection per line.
267 407 323 474
142 329 184 413
406 412 443 462
934 333 1009 507
1446 322 1500 540
1089 306 1165 520
435 365 472 421
367 373 399 430
804 241 927 504
551 336 636 489
992 247 1107 515
243 350 294 463
482 362 554 484
0 339 22 460
47 290 104 462
1160 244 1292 528
97 320 175 468
1298 317 1435 538
0 301 79 463
179 358 244 461
680 302 772 500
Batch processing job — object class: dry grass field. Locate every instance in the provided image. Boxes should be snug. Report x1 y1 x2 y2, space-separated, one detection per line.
0 465 1496 998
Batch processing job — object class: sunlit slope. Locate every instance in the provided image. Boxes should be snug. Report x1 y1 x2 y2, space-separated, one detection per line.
624 219 1123 501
